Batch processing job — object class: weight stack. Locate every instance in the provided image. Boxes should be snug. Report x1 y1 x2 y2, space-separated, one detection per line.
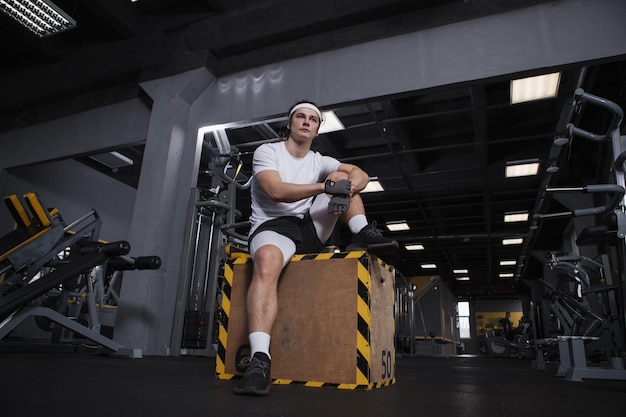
182 310 209 349
215 251 396 390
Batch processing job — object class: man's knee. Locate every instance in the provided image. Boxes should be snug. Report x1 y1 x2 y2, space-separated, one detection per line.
326 171 349 182
254 244 284 266
253 245 286 280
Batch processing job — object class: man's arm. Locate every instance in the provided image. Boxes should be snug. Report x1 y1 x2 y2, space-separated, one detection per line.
256 170 325 203
337 163 370 194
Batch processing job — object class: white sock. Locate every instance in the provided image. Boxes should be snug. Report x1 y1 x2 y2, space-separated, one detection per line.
249 331 271 359
348 214 368 234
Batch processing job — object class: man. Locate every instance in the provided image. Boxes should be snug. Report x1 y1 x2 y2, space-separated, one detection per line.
233 100 398 396
500 312 513 341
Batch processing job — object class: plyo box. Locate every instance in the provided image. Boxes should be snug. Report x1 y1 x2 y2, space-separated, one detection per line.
215 251 396 390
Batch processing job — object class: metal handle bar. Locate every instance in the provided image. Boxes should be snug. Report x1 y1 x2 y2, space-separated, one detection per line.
537 184 625 219
63 209 98 233
218 171 252 190
221 221 250 241
566 88 624 142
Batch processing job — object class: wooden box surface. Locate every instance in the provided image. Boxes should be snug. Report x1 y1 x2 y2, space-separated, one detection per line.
215 251 396 390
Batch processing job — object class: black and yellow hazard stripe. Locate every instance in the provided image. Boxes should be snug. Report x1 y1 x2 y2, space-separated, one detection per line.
23 192 51 227
215 251 395 390
4 195 32 229
215 255 242 378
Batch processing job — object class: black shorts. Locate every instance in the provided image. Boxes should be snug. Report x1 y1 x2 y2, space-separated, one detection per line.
248 213 325 254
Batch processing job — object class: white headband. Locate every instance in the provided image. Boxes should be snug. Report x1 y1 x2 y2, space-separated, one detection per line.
289 103 323 122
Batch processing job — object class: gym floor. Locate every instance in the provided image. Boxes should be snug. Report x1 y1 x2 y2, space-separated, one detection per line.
0 350 626 417
1 349 624 417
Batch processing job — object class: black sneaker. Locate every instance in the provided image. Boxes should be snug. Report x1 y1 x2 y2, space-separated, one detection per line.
346 222 399 255
233 352 272 396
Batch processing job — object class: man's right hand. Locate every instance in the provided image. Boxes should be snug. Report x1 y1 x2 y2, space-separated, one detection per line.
328 195 350 214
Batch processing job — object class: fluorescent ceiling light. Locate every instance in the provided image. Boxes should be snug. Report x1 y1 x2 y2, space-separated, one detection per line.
510 72 561 104
502 237 523 245
386 221 410 231
456 277 470 281
89 151 134 169
499 273 515 278
405 243 424 251
506 160 539 177
362 180 385 193
504 212 529 222
500 260 517 266
453 269 468 274
421 263 437 269
319 111 345 134
0 0 76 38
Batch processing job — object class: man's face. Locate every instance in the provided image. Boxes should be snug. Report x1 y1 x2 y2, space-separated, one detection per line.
288 107 320 140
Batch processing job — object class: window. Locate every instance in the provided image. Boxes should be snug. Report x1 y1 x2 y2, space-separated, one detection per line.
457 301 471 339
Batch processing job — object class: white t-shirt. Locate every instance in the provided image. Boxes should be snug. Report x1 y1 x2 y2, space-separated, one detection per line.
249 141 341 233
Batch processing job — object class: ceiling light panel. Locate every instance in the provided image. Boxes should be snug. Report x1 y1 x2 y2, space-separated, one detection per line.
405 244 424 251
506 160 539 177
0 0 76 37
504 212 529 222
386 221 410 231
89 151 134 169
511 72 561 104
362 180 384 193
318 111 345 134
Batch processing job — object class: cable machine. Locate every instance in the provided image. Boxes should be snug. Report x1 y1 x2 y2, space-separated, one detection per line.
171 129 250 357
536 89 626 381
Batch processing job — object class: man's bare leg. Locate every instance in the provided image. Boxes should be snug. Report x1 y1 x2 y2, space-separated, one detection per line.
233 244 284 396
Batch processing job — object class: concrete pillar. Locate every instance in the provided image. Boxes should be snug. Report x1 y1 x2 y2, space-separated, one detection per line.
113 68 214 355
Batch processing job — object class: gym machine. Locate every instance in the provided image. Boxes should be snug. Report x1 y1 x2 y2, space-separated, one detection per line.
535 89 626 381
171 128 251 357
0 193 160 357
481 316 535 359
395 273 439 356
395 273 461 356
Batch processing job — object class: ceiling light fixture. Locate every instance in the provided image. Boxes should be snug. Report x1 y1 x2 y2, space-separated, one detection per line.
318 111 345 134
500 260 517 266
405 243 424 251
453 269 468 274
386 221 410 231
0 0 76 38
505 159 540 178
89 151 134 169
510 72 561 104
502 237 523 245
362 180 384 193
504 211 529 223
421 263 437 269
499 273 515 278
456 277 470 281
